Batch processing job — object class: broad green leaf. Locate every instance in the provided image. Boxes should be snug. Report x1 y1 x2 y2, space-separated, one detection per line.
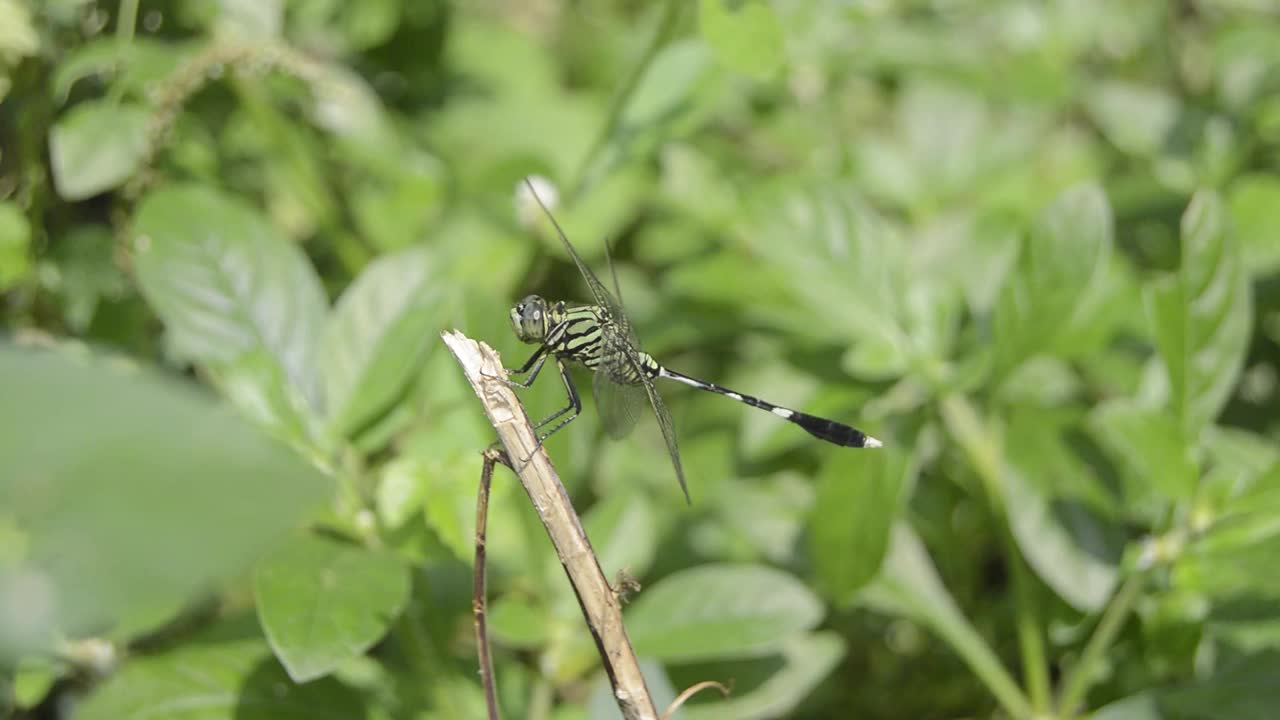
1084 81 1179 156
254 534 410 683
808 448 908 603
1145 190 1252 440
132 185 327 433
374 457 428 531
744 182 913 371
487 597 550 649
626 564 823 662
76 620 366 720
698 0 784 80
0 200 31 290
323 245 448 440
48 100 149 201
1090 399 1198 507
1004 413 1121 612
582 489 657 581
994 183 1113 373
1179 465 1280 599
680 633 846 720
0 344 330 660
1227 173 1280 276
50 38 187 104
621 40 714 130
1157 652 1280 720
1092 692 1163 720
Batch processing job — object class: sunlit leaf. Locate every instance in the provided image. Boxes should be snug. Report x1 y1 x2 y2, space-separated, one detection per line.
1146 190 1252 440
254 534 410 682
698 0 784 80
1004 410 1121 612
49 100 149 201
0 344 330 660
132 185 327 436
626 564 823 662
994 183 1113 373
1090 399 1198 508
323 245 449 440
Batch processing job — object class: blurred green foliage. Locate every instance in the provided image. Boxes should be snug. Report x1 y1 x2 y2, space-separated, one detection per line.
1 1 1279 718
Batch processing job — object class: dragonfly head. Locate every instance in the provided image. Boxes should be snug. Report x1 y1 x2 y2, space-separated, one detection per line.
510 295 551 343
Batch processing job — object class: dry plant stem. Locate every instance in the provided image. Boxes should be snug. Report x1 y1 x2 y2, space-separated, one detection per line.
475 447 508 720
661 680 731 720
442 331 659 720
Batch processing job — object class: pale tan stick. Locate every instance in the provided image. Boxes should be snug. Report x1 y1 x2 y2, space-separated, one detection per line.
442 331 658 720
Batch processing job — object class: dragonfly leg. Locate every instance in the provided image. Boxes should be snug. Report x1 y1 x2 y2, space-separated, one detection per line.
501 347 549 388
531 359 581 440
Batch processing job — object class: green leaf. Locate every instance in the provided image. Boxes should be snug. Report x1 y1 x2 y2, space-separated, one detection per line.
1084 80 1179 157
323 246 448 439
0 344 330 660
1157 652 1280 720
680 633 846 720
1227 173 1280 276
1092 692 1163 720
76 620 367 720
254 534 410 683
621 39 714 130
1090 399 1198 507
48 100 149 201
132 185 327 434
698 0 784 80
626 564 823 662
582 489 657 581
1004 413 1121 612
487 597 550 649
808 448 908 603
994 183 1113 373
0 200 31 290
1178 465 1280 599
1145 190 1252 440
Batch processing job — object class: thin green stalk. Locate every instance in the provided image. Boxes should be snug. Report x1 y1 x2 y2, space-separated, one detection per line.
924 591 1035 719
116 0 139 44
571 0 683 196
1006 534 1052 713
1056 574 1144 717
940 394 1051 713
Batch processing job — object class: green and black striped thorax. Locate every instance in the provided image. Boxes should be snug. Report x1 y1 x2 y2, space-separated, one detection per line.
509 294 657 384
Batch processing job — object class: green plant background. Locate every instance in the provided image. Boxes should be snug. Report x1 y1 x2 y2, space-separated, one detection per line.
2 1 1279 719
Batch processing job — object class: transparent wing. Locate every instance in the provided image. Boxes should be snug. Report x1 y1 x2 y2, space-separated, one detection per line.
640 374 689 504
592 369 644 440
523 179 636 339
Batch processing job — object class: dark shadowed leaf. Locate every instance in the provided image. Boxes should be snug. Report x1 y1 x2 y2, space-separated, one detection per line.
808 448 909 604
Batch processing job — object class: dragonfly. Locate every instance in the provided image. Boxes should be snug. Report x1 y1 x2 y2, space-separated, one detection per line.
506 178 880 502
